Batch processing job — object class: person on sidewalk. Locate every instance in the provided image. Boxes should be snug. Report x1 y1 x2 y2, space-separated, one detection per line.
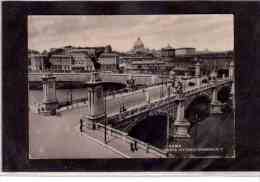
130 142 135 152
80 119 84 134
134 141 138 151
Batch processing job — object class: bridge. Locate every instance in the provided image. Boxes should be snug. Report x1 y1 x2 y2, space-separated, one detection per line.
101 78 232 130
82 76 233 134
33 61 234 157
80 72 234 156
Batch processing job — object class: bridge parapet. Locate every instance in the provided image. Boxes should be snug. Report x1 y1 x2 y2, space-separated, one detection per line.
81 119 166 157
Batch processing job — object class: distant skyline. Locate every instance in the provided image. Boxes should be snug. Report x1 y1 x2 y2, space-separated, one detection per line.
28 15 233 52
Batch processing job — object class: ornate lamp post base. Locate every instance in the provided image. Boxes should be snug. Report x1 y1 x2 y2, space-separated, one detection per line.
170 120 192 157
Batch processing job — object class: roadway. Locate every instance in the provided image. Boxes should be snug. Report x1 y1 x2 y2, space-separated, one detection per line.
29 108 124 159
29 84 169 159
29 104 162 159
105 84 169 115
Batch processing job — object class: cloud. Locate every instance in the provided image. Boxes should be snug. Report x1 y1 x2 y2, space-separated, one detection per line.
28 15 233 52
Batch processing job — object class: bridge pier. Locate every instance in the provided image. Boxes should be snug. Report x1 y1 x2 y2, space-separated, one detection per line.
210 87 223 114
40 73 58 115
84 72 106 130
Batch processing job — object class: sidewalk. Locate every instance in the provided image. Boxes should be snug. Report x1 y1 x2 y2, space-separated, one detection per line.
82 126 164 158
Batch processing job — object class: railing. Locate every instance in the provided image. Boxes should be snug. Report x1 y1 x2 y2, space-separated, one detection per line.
107 78 233 122
94 122 166 157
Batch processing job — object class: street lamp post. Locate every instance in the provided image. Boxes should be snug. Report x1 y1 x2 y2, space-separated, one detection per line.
70 81 73 105
104 91 108 144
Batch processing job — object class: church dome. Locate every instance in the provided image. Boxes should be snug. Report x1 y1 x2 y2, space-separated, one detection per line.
133 37 144 50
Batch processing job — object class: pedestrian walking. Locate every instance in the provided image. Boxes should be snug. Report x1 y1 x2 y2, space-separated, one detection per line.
130 142 135 152
134 141 138 151
80 119 84 134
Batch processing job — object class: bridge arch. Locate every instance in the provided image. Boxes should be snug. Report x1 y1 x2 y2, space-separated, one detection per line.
216 85 231 103
184 94 211 125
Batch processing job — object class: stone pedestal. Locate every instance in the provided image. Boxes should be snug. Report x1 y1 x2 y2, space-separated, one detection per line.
196 76 200 87
173 120 191 138
167 95 193 157
173 97 191 139
41 73 58 115
85 72 106 129
210 101 223 114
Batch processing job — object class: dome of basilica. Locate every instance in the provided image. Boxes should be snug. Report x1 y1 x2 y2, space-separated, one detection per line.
133 37 145 50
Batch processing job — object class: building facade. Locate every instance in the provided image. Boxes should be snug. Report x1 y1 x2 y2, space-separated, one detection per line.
49 54 73 72
161 44 175 57
175 48 196 56
30 54 46 72
127 60 166 75
70 52 94 72
98 52 120 72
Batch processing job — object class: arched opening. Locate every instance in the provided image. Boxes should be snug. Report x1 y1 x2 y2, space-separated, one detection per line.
185 95 211 125
217 86 231 103
128 113 168 149
188 82 195 87
217 86 233 113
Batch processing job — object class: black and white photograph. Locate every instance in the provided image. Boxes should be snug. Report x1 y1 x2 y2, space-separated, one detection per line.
27 14 235 159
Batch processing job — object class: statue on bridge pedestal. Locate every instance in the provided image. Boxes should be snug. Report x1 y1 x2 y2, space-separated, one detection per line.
83 47 107 130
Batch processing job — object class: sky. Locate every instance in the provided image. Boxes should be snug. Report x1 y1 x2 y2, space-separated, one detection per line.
28 15 233 52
